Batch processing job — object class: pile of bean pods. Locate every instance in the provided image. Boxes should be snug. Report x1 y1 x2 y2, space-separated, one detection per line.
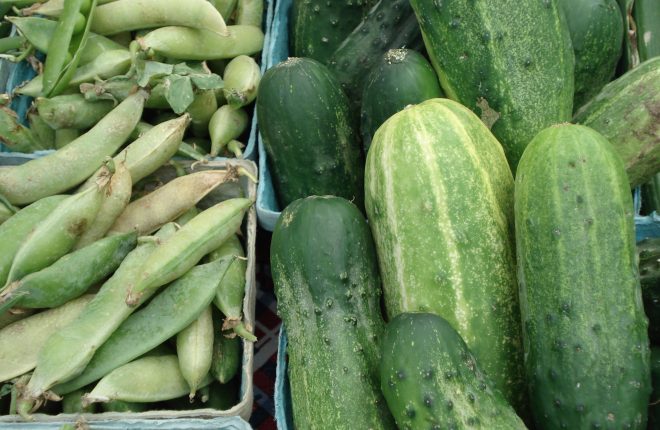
0 0 263 419
0 0 264 160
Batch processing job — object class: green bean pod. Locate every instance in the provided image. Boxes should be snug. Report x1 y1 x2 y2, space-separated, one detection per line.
209 105 248 157
125 198 252 306
4 176 110 285
92 0 228 36
27 112 56 150
0 232 137 311
0 295 92 383
7 16 124 64
235 0 263 27
208 235 254 341
83 355 213 405
0 195 67 286
129 119 205 162
109 169 239 236
36 94 114 130
175 207 200 225
0 309 34 330
42 0 98 96
53 128 80 149
177 306 214 399
0 203 13 225
212 0 238 21
210 308 241 383
222 55 260 109
62 388 96 413
138 25 264 61
0 106 46 152
187 90 218 137
0 36 24 54
101 400 148 412
0 91 147 205
24 224 177 400
54 258 233 395
17 49 133 98
75 161 132 248
20 0 115 17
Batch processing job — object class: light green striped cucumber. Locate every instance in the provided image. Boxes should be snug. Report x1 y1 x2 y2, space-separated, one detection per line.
515 124 651 429
177 306 214 399
364 98 526 412
409 0 574 172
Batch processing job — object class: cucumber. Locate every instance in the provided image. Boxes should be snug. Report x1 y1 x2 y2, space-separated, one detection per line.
641 174 660 215
271 196 395 430
290 0 367 64
380 313 526 429
573 57 660 187
256 58 364 209
639 238 660 344
558 0 623 110
364 98 526 412
635 0 660 61
327 0 422 110
360 49 443 151
409 0 574 172
515 123 651 429
650 348 660 428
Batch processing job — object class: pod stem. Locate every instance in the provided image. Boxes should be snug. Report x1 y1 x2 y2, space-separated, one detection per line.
231 321 257 342
226 140 244 158
236 167 257 184
0 283 25 315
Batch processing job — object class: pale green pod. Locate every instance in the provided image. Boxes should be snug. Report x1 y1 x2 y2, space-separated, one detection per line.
175 207 200 225
5 176 109 285
25 224 177 400
83 355 213 405
222 55 261 108
0 195 67 286
212 0 238 20
0 295 92 383
0 203 12 225
54 128 80 149
62 388 96 413
109 169 239 236
187 90 218 137
91 0 228 36
36 94 114 130
0 106 46 152
53 257 234 395
0 91 146 205
138 25 264 61
235 0 263 27
75 161 133 249
177 306 214 399
0 309 35 331
27 112 56 150
209 105 248 157
125 198 252 306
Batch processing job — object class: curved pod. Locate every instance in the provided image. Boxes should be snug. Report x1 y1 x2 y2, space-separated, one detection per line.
515 124 651 429
365 98 525 410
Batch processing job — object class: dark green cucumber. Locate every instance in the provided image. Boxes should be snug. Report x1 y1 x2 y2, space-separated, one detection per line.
380 313 526 429
515 123 651 429
290 0 368 64
257 58 364 209
410 0 574 172
558 0 623 110
573 57 660 187
360 49 443 151
650 347 660 428
635 0 660 61
210 307 241 384
271 196 395 430
641 174 660 215
327 0 421 110
639 238 660 344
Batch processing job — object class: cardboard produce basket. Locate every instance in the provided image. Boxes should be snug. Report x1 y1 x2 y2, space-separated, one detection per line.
0 155 258 429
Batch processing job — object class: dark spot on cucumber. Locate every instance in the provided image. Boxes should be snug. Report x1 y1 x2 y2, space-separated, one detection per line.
576 195 583 204
576 404 585 413
421 368 433 379
593 423 602 429
554 398 562 408
585 218 594 227
569 161 576 168
467 417 480 426
388 377 395 388
553 339 566 350
561 424 568 429
445 370 454 380
323 337 330 345
560 302 571 315
546 313 555 324
397 369 406 380
524 58 532 68
446 400 453 410
549 368 558 380
575 344 582 352
405 404 416 418
592 323 601 333
449 18 460 29
467 393 475 403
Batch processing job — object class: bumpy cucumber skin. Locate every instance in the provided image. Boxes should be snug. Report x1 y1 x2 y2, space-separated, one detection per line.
635 0 660 61
257 58 364 209
271 196 395 430
410 0 574 172
381 313 527 429
327 0 421 110
290 0 367 64
573 57 660 187
365 98 526 413
558 0 623 110
360 49 443 151
515 124 651 429
650 348 660 428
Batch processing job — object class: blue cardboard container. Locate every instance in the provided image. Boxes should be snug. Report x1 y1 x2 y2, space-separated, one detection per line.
0 0 275 161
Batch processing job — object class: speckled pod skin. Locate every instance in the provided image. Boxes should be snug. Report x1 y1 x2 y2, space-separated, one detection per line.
271 196 395 430
409 0 574 172
365 98 526 413
380 313 527 430
573 57 660 188
515 124 651 429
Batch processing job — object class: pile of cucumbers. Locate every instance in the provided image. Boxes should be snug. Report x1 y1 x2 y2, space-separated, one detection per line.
0 0 262 420
262 0 660 429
